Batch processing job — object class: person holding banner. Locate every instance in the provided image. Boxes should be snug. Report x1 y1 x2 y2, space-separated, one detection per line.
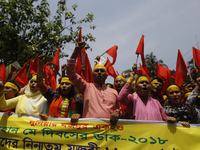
163 84 198 127
66 41 120 126
118 64 176 123
0 75 48 117
37 54 83 122
186 77 200 123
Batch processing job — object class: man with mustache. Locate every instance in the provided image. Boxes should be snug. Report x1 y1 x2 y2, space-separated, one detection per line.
66 41 120 125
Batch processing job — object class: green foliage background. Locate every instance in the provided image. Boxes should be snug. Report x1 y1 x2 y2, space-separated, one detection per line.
0 0 96 66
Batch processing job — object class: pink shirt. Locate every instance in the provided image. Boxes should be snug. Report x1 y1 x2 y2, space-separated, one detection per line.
118 83 167 121
67 58 119 118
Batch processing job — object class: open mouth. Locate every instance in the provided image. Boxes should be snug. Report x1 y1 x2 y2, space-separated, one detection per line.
142 87 147 91
30 86 35 90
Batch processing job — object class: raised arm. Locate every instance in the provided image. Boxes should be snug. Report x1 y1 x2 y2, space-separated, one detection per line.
70 41 86 59
37 54 46 84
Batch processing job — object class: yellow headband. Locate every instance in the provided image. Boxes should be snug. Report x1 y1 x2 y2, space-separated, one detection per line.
136 76 149 86
93 64 106 72
163 95 167 99
61 77 73 85
184 92 191 98
151 79 162 86
56 84 60 89
5 82 19 92
115 76 127 83
31 75 37 80
31 75 45 83
107 84 112 88
166 85 180 95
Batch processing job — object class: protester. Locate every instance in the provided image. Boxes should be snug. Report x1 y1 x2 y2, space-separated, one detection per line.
163 84 198 127
118 64 176 123
0 80 20 114
37 54 83 122
0 75 48 116
185 77 200 124
66 41 120 125
150 77 167 106
115 75 133 119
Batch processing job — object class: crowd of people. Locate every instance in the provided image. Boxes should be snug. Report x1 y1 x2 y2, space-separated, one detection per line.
0 41 200 128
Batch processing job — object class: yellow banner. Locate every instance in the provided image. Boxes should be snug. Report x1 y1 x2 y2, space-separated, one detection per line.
0 112 199 150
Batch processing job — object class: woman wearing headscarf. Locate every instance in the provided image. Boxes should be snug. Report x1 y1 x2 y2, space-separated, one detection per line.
0 76 48 116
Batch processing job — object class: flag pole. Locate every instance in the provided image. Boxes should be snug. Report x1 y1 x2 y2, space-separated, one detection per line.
135 55 139 64
187 68 193 81
100 51 107 56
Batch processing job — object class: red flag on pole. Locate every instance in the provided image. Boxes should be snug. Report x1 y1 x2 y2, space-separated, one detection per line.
175 49 187 87
135 35 145 55
43 62 56 91
106 45 118 65
13 60 29 87
0 62 6 84
29 53 39 74
43 62 50 86
193 47 200 66
75 28 94 83
51 45 60 80
104 58 117 78
135 35 150 76
156 62 171 95
139 63 151 82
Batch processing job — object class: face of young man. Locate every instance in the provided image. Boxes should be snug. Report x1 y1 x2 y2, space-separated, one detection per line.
92 68 107 86
151 83 163 94
115 78 125 93
136 80 151 97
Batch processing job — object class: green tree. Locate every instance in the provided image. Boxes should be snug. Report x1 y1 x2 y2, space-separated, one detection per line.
145 52 168 79
122 69 132 79
0 0 96 66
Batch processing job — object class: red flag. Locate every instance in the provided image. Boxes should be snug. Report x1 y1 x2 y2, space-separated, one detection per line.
29 54 39 74
29 57 33 70
75 28 94 83
139 63 151 82
43 62 50 86
51 45 60 80
135 35 150 76
156 62 171 94
13 60 29 87
104 58 117 78
135 35 145 55
193 47 200 71
175 50 187 87
0 62 6 84
171 74 176 80
106 45 118 65
43 62 56 91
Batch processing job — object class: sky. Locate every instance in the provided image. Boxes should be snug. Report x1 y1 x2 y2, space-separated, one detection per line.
48 0 200 83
